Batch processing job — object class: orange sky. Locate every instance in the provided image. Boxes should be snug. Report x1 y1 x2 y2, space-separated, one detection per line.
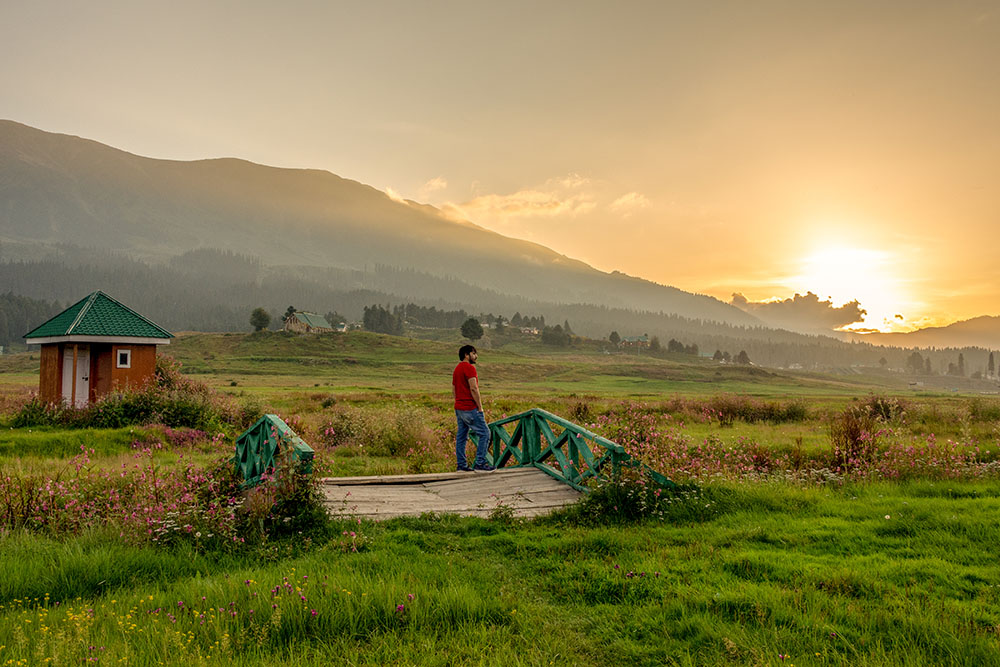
2 1 998 331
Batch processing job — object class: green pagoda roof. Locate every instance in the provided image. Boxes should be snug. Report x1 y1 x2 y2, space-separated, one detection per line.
24 291 174 341
292 312 332 329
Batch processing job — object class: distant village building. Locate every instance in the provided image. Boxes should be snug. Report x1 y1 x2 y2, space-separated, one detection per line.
520 327 540 335
620 335 649 349
23 291 173 408
283 311 334 334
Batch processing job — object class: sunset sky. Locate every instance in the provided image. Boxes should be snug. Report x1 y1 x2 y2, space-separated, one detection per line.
2 1 998 332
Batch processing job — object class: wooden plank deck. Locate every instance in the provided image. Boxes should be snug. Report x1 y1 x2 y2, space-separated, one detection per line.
321 466 583 520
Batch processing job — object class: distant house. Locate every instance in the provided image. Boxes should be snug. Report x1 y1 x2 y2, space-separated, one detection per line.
520 327 540 335
284 311 333 334
620 335 649 348
23 291 173 408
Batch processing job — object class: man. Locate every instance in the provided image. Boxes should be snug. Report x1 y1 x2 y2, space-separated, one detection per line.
452 344 494 472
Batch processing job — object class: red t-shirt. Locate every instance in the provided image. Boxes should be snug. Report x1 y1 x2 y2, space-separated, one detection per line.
453 361 479 410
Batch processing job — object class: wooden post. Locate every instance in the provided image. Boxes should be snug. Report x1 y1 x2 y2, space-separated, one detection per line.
71 344 78 407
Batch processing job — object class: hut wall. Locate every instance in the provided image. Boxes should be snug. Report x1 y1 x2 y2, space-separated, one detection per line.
111 344 157 390
38 344 62 403
90 344 114 400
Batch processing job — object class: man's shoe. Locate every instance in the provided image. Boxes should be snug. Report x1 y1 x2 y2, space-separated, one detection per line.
473 463 496 472
457 464 473 472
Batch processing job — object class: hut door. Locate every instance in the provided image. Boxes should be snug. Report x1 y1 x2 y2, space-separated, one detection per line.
61 345 91 408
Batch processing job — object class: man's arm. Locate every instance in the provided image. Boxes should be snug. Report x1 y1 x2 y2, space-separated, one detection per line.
467 376 483 412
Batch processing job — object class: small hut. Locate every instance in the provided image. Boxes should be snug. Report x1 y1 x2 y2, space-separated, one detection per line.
23 291 173 407
283 311 333 334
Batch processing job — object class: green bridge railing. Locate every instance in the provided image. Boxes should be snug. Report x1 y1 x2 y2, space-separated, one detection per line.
482 408 676 492
234 414 315 488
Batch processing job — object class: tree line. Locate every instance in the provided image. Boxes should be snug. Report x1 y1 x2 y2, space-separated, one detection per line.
2 247 997 376
0 292 63 348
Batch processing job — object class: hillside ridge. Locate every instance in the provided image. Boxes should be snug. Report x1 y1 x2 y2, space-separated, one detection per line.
0 119 756 327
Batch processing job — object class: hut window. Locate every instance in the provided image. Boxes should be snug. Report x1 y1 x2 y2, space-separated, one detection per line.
116 349 132 369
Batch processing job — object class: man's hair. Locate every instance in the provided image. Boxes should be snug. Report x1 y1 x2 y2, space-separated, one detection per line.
458 344 477 361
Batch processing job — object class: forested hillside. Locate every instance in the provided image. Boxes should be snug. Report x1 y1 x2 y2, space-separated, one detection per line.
2 246 997 377
0 292 62 347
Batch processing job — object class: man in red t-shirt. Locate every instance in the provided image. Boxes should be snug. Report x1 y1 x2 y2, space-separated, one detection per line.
453 344 493 472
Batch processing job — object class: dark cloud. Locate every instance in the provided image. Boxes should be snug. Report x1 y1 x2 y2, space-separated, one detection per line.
731 292 866 334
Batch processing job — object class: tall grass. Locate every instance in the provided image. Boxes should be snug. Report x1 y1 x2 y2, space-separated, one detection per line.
2 480 1000 665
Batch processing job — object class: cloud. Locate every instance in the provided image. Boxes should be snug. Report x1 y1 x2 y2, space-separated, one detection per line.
384 186 407 203
418 176 448 200
556 173 590 189
447 175 597 224
440 175 653 233
458 189 596 218
731 291 866 334
609 191 651 217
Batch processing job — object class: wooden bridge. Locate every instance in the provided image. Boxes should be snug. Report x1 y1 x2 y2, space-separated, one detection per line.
320 408 677 520
322 467 582 520
236 409 675 521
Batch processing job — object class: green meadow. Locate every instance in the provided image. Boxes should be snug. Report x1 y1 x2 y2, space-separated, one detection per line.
1 330 999 665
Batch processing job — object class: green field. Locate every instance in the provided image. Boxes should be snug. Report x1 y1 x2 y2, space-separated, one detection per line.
1 330 999 665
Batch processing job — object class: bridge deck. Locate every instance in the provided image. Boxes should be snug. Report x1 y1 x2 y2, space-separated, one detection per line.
321 466 583 520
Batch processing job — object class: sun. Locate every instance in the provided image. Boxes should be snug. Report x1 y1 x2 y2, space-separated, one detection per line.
793 246 910 332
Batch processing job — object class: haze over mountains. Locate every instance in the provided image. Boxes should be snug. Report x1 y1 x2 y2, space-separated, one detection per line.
0 120 754 326
1 120 998 368
848 317 1000 351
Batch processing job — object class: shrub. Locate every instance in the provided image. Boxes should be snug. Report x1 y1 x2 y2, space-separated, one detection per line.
235 395 267 431
0 439 336 550
405 435 452 473
161 427 210 448
968 398 1000 423
568 467 720 524
829 405 882 474
706 394 809 425
318 403 437 456
9 395 63 428
857 394 908 423
9 356 236 431
239 448 332 543
568 401 592 422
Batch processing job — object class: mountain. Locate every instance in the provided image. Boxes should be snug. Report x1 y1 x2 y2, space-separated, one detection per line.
0 120 758 327
849 316 1000 351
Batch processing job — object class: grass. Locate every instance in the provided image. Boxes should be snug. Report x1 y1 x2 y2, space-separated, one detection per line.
1 481 999 664
155 331 929 402
0 426 154 460
1 330 1000 664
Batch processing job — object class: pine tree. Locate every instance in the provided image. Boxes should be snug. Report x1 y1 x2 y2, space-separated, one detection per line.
461 318 484 341
249 307 271 331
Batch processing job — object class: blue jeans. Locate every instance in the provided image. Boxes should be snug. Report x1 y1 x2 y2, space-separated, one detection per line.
455 409 490 468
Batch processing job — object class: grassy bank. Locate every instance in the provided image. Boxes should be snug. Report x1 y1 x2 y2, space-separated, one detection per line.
1 331 999 664
1 480 999 665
